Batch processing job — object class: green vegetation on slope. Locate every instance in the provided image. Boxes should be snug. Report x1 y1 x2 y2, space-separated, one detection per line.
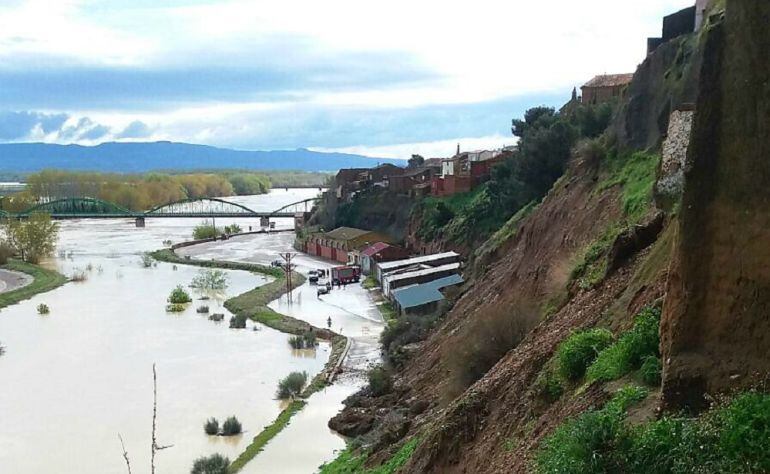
0 260 68 309
569 150 661 289
536 390 770 474
414 104 614 246
319 437 421 474
586 307 661 384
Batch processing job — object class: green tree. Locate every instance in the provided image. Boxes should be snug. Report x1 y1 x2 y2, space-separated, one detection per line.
3 213 60 263
407 154 425 168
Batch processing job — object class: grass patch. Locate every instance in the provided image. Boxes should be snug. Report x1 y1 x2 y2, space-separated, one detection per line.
586 307 661 384
535 385 649 473
474 201 538 264
537 390 770 474
556 328 614 381
569 223 623 290
319 437 420 474
377 301 398 326
598 151 660 224
227 400 306 473
0 260 68 309
362 275 378 289
151 248 283 278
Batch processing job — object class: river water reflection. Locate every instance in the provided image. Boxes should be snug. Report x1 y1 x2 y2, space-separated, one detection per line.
0 189 331 473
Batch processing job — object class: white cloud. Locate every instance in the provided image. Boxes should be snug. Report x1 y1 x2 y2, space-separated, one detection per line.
0 0 697 149
312 134 518 160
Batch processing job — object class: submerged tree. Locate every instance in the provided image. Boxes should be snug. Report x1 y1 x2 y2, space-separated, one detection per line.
2 212 59 263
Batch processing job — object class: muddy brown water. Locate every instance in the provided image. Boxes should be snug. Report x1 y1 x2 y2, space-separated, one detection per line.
0 189 375 473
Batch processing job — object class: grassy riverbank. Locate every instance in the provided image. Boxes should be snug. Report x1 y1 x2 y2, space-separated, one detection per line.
152 246 349 473
0 260 68 309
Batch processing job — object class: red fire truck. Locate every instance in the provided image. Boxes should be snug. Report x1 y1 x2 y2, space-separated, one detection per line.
331 265 361 285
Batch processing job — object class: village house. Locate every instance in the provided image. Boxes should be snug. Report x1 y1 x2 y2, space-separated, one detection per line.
580 74 634 105
359 242 411 275
333 164 405 202
431 149 507 197
305 226 393 264
388 166 437 194
647 0 714 54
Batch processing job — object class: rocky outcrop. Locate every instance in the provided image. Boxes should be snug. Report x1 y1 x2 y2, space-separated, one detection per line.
655 108 694 210
661 0 770 412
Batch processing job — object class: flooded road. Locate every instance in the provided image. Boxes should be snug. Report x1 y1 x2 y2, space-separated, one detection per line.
0 189 349 473
178 229 384 473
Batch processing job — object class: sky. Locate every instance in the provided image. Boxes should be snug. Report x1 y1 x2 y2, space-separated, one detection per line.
0 0 695 159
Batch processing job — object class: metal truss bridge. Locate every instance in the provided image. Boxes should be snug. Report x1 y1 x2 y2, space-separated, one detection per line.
5 197 318 220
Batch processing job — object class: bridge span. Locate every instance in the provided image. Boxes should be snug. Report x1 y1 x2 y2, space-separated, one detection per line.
4 197 318 227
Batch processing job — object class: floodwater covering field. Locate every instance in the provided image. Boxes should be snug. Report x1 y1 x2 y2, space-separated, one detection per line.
0 189 365 473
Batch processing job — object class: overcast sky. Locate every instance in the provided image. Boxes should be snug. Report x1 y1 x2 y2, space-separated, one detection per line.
0 0 694 158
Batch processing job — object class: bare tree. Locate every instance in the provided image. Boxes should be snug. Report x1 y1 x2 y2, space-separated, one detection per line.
151 363 173 474
118 433 132 474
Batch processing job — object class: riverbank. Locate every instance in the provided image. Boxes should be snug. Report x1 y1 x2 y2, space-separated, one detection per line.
0 260 68 310
152 246 349 473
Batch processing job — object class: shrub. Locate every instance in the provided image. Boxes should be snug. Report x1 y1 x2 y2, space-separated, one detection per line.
586 307 660 383
639 355 662 386
556 328 614 381
538 390 770 474
204 417 219 435
536 386 648 473
168 285 192 304
381 309 445 367
0 242 14 264
70 269 88 282
447 307 529 392
229 314 247 328
191 269 229 291
196 305 210 314
288 331 317 349
224 223 242 234
140 252 154 268
368 366 393 397
534 368 564 403
193 223 219 240
190 453 230 474
276 371 308 399
37 303 50 314
166 303 186 312
222 416 242 436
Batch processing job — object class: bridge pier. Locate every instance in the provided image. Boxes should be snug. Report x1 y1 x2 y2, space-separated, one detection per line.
260 216 269 228
135 216 146 228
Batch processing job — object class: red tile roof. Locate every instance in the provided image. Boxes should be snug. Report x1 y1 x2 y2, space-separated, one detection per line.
361 242 392 257
582 73 634 88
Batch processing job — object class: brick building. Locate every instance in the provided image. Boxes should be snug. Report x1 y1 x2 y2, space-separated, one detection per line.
581 74 634 105
305 227 393 264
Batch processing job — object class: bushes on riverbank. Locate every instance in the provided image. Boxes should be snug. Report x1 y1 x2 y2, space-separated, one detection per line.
191 453 230 474
276 371 308 399
289 331 317 349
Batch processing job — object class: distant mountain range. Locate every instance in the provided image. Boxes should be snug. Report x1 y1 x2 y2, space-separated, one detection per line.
0 141 403 173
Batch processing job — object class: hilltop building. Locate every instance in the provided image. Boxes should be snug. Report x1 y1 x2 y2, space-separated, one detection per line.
580 74 634 105
648 0 715 54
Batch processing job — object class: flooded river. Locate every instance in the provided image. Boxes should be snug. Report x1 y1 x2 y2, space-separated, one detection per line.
0 189 380 474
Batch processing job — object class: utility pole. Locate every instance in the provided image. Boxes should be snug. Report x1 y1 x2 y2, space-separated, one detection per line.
279 252 295 303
